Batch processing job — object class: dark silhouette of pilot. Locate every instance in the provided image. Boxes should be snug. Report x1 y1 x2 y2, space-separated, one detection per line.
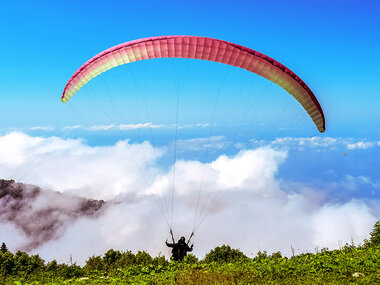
165 236 193 261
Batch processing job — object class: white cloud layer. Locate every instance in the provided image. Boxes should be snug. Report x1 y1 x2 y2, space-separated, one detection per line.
248 136 380 152
176 136 228 152
0 132 377 265
340 174 380 191
347 141 374 150
30 126 55 131
271 137 339 148
78 122 215 131
87 122 163 131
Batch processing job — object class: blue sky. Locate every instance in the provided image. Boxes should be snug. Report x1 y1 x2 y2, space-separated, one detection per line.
1 0 379 183
1 0 379 134
0 0 379 261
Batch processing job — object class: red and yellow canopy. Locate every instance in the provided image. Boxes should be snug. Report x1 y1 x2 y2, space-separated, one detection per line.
62 35 325 133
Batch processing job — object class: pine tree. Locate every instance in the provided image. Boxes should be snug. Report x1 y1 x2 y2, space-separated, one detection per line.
369 221 380 246
1 242 7 253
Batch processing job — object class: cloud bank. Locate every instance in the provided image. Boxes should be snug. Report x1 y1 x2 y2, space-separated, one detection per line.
0 132 377 265
250 136 380 152
0 179 104 251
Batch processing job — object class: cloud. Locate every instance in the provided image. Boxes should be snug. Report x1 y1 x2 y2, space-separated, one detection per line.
0 132 377 265
267 136 354 152
87 123 164 131
340 175 380 191
0 132 162 200
44 123 223 133
30 126 55 131
251 136 379 152
85 122 163 131
210 147 287 191
195 123 212 128
176 136 228 152
118 122 162 130
88 124 115 131
347 141 375 150
0 179 104 251
63 125 81 130
311 200 376 248
271 137 339 148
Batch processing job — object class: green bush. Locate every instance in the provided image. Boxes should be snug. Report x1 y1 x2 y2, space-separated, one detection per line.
114 250 136 268
13 251 44 274
84 255 104 272
57 263 84 278
0 251 15 275
203 245 249 263
103 249 122 265
183 253 199 264
135 250 153 265
253 250 268 261
45 259 58 271
152 254 169 267
269 251 283 259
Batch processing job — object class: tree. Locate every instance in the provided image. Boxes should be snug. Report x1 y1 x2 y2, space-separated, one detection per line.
57 263 84 278
0 251 15 275
203 245 249 263
135 251 152 265
183 254 198 264
103 249 122 265
0 243 7 253
369 220 380 246
46 260 58 271
116 251 136 268
13 251 44 274
84 255 104 271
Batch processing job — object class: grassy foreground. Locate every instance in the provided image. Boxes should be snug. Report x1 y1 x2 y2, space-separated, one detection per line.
0 243 379 284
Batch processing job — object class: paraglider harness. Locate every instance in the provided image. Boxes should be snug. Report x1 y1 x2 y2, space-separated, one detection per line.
166 229 194 261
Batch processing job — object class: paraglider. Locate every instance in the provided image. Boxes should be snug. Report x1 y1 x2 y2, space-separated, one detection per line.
62 35 325 133
62 35 326 256
166 236 193 261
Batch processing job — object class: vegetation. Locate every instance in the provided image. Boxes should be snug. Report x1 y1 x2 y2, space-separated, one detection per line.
368 220 380 246
0 243 7 254
0 221 379 284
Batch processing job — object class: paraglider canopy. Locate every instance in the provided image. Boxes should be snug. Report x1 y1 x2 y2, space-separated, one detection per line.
62 35 325 133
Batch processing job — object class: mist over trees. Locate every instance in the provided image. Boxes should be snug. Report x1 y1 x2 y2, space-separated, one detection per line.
0 179 105 251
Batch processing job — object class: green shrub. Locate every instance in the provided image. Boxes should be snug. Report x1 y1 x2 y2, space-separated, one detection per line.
253 250 268 261
57 263 84 278
13 251 44 274
183 253 199 264
152 254 169 267
0 251 15 275
103 249 122 265
270 251 283 259
135 250 153 265
45 259 58 271
84 255 104 271
203 245 249 263
115 250 136 268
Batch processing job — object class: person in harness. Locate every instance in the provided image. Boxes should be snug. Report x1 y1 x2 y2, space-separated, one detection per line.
166 236 193 261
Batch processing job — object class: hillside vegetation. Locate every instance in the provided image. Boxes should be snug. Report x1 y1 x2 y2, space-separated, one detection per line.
1 222 379 284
